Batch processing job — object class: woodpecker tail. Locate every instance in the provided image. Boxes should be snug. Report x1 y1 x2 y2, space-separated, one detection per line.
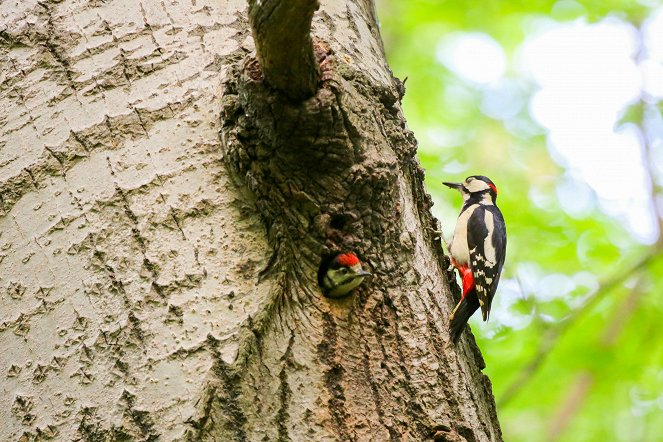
449 292 480 343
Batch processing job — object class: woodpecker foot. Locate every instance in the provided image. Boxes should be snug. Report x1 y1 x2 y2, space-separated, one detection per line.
448 256 461 272
428 228 443 240
441 255 452 271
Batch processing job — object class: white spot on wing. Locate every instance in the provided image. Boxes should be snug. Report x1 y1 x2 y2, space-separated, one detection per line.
483 210 496 265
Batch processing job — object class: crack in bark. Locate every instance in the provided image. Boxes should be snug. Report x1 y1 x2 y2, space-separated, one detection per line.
318 312 353 441
275 331 296 442
209 337 249 442
0 101 192 216
390 297 433 439
110 168 166 301
121 389 160 440
360 339 400 442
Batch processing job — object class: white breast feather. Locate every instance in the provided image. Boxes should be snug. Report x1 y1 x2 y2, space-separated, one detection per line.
448 204 478 265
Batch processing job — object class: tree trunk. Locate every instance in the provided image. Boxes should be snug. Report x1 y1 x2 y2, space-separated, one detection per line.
0 0 501 441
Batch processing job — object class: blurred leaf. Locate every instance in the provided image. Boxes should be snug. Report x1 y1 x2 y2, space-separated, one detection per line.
379 0 663 440
617 102 646 129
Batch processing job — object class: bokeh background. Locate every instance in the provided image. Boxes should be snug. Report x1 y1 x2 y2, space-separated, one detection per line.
376 1 663 441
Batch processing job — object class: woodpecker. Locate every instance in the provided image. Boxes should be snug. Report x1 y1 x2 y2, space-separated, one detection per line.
444 175 506 343
318 252 372 298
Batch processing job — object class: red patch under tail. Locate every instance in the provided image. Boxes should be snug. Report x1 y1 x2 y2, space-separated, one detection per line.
460 266 474 299
449 258 475 299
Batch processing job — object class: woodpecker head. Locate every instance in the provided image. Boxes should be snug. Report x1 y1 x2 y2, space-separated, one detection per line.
318 252 371 298
443 175 498 204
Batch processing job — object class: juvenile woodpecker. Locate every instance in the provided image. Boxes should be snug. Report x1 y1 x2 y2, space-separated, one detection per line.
444 175 506 343
318 252 372 298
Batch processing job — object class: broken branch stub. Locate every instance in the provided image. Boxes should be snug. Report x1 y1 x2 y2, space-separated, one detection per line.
248 0 322 101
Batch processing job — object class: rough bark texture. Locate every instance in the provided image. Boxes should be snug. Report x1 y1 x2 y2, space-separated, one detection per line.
0 0 501 441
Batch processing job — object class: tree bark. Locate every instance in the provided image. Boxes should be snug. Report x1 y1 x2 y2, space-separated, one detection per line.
0 0 501 441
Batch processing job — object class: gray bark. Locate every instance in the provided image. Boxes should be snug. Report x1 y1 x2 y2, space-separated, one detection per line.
0 0 501 441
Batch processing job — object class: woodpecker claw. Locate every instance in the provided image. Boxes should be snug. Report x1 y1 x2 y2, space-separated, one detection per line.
441 255 453 272
427 226 444 241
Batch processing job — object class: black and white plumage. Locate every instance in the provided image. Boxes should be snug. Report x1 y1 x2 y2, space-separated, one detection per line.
443 175 506 343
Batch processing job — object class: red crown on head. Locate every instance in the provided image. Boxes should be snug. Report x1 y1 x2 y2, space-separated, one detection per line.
337 253 360 267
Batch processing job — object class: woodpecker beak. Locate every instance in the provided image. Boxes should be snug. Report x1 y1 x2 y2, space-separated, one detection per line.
443 182 463 190
354 270 372 278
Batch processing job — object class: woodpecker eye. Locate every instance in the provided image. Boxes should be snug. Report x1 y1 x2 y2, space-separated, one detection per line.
338 268 349 275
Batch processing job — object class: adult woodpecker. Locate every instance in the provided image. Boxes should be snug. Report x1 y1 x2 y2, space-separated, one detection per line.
318 252 372 298
444 175 506 343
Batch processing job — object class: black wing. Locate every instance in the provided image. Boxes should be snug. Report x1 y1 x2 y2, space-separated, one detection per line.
317 253 339 290
467 205 506 321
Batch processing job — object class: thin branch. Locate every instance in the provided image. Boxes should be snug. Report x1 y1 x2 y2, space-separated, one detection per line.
546 277 647 440
547 373 593 441
248 0 321 101
497 249 661 407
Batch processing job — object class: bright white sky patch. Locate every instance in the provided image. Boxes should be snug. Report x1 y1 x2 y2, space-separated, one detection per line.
642 7 663 98
437 32 506 84
556 173 595 217
643 7 663 62
640 60 663 98
519 17 658 242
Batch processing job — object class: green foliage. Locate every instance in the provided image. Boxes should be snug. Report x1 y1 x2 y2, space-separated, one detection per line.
377 0 663 440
